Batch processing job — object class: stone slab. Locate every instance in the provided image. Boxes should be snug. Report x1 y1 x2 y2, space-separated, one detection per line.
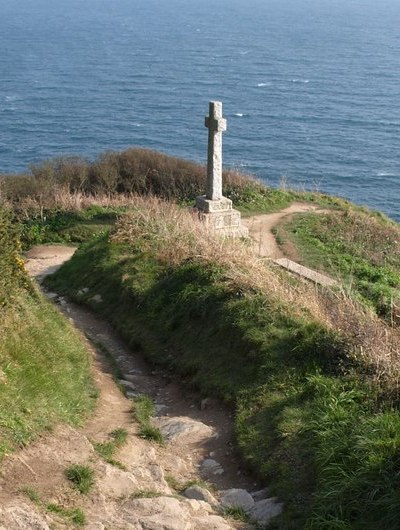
274 258 338 287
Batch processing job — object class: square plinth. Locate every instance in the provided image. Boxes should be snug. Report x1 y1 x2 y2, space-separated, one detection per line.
195 198 249 238
195 195 232 213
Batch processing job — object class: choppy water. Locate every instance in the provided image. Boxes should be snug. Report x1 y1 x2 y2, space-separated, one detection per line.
1 0 399 220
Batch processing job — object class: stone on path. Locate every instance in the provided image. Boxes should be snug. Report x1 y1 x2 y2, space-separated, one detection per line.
220 488 255 511
250 487 270 501
249 497 284 525
152 416 215 442
0 504 51 530
184 485 218 506
119 496 234 530
96 461 171 498
200 458 224 475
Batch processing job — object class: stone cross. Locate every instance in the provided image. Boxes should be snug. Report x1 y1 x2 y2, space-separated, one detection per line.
205 101 227 201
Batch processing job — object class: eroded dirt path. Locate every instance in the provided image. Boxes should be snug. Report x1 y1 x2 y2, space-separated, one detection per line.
242 202 329 259
0 246 283 529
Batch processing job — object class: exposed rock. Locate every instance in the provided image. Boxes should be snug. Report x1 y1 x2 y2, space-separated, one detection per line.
90 294 103 303
96 462 171 498
220 488 255 511
77 287 89 296
119 496 234 530
184 485 218 506
44 292 58 300
126 391 140 399
192 515 233 530
249 497 284 525
152 416 214 442
118 379 136 391
200 458 224 476
200 397 212 410
250 487 270 501
0 504 51 530
85 524 105 530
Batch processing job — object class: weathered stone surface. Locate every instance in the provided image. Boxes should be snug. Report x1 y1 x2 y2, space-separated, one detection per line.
249 497 284 524
195 196 232 213
0 504 51 530
274 258 338 287
44 292 58 300
250 487 270 501
220 488 255 511
118 379 136 391
192 515 233 530
85 523 106 530
90 294 103 303
200 458 224 475
184 485 218 506
152 416 214 442
205 101 226 201
96 462 171 498
119 496 234 530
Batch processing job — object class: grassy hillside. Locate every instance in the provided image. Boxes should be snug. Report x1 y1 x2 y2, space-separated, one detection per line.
46 197 400 530
0 208 96 459
274 210 400 321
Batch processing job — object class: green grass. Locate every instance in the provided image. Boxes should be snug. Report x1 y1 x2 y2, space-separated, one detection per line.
276 210 400 320
223 505 252 523
0 291 96 459
93 427 128 469
65 464 95 494
45 207 400 529
132 394 164 444
20 206 120 248
21 487 86 526
46 504 86 526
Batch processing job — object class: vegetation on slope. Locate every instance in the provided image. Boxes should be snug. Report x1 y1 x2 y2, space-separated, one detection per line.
46 197 400 530
0 147 312 248
0 208 96 459
275 210 400 321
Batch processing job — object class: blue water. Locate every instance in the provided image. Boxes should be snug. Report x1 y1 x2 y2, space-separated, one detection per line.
1 0 399 220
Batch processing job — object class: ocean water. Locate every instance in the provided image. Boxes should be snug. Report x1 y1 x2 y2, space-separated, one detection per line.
0 0 399 220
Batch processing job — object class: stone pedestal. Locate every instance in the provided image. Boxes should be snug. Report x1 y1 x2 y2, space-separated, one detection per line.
195 195 249 237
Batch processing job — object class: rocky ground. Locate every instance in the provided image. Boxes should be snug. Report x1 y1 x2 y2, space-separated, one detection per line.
0 245 283 529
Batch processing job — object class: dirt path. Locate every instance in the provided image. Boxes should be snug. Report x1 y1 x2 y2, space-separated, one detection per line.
242 202 328 258
0 246 283 529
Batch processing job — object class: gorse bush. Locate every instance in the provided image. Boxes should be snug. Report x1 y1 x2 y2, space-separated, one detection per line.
0 147 269 208
0 207 30 305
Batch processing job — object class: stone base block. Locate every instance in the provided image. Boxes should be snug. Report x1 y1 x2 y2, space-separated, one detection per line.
195 196 249 238
195 195 232 213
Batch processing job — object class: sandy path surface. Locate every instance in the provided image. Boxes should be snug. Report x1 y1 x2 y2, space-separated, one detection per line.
242 202 328 258
25 244 78 280
1 245 278 529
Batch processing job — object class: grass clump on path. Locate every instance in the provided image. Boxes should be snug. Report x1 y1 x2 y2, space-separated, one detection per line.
93 427 128 469
46 196 400 529
22 486 86 526
132 394 164 444
0 207 96 460
65 464 95 494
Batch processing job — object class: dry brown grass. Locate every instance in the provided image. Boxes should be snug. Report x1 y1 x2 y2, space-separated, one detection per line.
111 196 400 391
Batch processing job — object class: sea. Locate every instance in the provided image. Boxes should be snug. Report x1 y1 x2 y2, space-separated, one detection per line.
1 0 399 221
